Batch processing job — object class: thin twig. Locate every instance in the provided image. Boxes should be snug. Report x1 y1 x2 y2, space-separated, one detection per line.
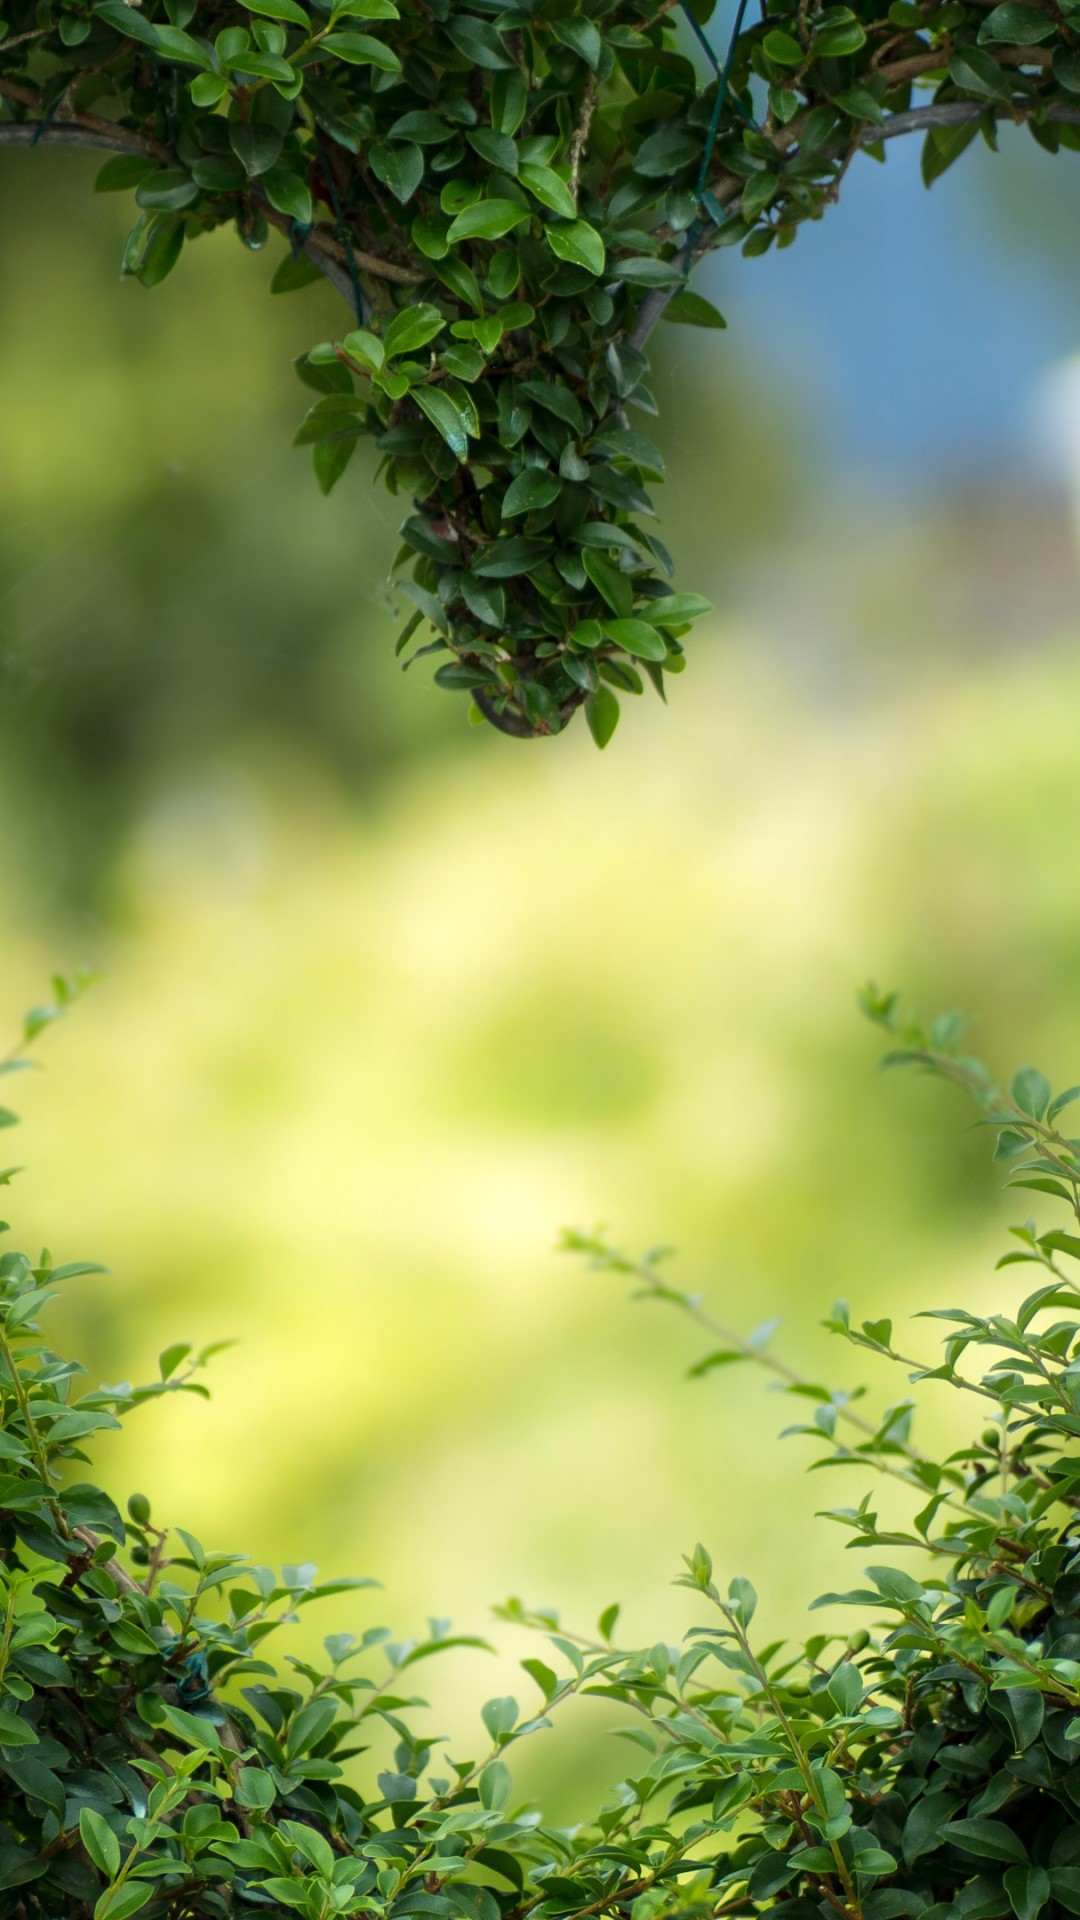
569 72 598 200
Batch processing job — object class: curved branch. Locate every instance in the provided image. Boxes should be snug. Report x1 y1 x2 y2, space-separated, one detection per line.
0 115 421 307
0 117 167 160
628 95 1080 350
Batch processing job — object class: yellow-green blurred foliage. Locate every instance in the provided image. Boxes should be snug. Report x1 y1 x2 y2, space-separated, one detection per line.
3 137 1080 1812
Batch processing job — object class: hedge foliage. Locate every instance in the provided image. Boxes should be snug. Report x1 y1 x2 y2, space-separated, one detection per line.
0 980 1077 1919
3 0 1080 736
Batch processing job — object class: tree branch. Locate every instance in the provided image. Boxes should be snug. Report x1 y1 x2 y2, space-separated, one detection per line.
0 114 422 305
628 95 1080 350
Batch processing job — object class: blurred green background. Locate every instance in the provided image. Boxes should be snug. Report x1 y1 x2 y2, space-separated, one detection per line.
3 125 1080 1808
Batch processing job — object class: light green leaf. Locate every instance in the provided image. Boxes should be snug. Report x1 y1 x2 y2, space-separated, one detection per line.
1011 1066 1050 1121
602 620 668 662
586 686 620 748
414 388 471 460
519 163 576 218
383 304 446 358
260 166 313 226
342 328 385 371
640 593 713 624
80 1807 121 1880
240 0 310 24
0 1707 39 1749
547 220 605 275
322 29 401 65
96 1886 153 1920
447 199 531 243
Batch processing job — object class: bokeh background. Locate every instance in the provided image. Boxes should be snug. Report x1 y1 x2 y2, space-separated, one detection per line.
3 100 1080 1807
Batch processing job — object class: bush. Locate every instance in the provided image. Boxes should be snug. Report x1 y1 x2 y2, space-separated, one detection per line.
1 979 1080 1920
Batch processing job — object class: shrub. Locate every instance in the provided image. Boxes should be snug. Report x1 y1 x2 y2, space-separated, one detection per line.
4 0 1080 738
2 980 1080 1920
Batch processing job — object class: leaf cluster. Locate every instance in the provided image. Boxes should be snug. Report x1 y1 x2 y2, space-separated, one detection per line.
5 0 1080 735
1 985 1080 1920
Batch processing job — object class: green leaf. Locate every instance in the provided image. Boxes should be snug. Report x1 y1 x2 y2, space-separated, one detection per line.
502 468 561 516
412 213 452 259
833 83 886 122
585 686 620 747
152 24 211 64
662 290 727 328
741 174 778 223
313 436 357 493
491 69 528 134
135 169 200 212
1053 49 1080 91
0 1708 37 1749
134 215 186 287
764 27 804 61
547 220 605 275
519 164 576 217
948 46 1014 98
813 18 867 53
480 539 553 579
272 253 323 294
339 328 384 372
827 1661 864 1715
322 30 401 65
1005 1869 1051 1920
1011 1067 1050 1120
641 594 713 625
94 156 159 193
332 0 399 15
383 304 446 357
902 1792 957 1867
230 122 284 177
468 128 519 175
80 1807 121 1880
944 1820 1029 1865
260 166 313 225
96 1886 153 1920
478 1759 512 1808
446 15 516 67
447 199 530 243
602 620 668 662
615 255 686 286
191 154 245 191
583 550 632 618
93 3 161 46
414 388 471 460
191 70 229 105
921 118 979 185
551 16 602 66
518 380 585 433
240 0 311 23
110 1620 162 1657
978 1 1057 40
369 141 423 202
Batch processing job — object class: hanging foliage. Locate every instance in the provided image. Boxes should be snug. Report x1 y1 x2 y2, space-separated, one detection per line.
2 0 1078 737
